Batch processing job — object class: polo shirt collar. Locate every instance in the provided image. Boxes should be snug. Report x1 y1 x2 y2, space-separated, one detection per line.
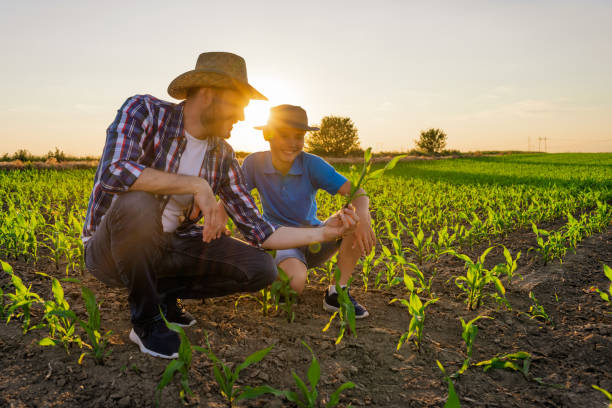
263 151 304 175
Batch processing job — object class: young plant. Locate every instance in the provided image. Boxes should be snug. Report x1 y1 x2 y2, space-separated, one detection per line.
453 247 506 311
78 286 113 365
390 292 439 352
270 267 298 323
235 288 275 317
405 262 436 298
406 227 434 265
500 246 522 283
591 385 612 408
436 360 461 408
155 310 203 406
458 315 493 375
358 246 378 292
255 341 355 408
203 332 274 408
37 272 83 353
524 291 554 326
322 269 356 344
592 264 612 307
475 351 531 376
343 147 404 206
3 260 44 333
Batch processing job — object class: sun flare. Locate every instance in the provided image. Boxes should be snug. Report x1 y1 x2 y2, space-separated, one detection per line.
230 78 300 153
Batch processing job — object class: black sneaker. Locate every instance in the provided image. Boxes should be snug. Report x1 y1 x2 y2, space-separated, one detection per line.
323 287 369 319
129 318 180 359
164 298 196 327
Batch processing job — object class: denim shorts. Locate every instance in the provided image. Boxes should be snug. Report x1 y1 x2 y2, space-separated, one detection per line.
274 239 342 269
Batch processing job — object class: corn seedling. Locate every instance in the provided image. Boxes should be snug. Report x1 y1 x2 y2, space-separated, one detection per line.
259 341 355 408
458 315 493 375
343 147 404 206
591 385 612 408
592 264 612 307
390 292 439 352
500 246 522 283
322 268 356 344
78 286 112 365
203 331 274 408
37 272 84 353
358 246 378 292
155 310 203 406
530 223 567 265
235 288 275 317
3 260 44 333
475 351 531 377
523 291 553 326
436 360 461 408
406 227 434 265
453 247 506 311
270 267 298 323
405 262 436 298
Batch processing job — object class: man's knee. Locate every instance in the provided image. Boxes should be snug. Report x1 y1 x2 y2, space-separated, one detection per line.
253 251 277 289
110 191 161 225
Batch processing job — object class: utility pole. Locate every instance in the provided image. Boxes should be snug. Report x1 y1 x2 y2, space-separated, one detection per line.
538 136 549 152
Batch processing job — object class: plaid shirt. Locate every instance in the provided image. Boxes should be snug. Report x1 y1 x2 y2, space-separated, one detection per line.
82 94 275 246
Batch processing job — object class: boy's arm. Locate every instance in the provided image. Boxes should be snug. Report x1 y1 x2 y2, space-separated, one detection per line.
262 206 359 249
336 181 376 255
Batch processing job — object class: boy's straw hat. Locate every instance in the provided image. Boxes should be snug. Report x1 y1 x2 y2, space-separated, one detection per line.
254 105 320 131
168 52 267 100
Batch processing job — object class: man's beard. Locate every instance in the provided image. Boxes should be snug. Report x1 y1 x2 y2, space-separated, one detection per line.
199 97 234 139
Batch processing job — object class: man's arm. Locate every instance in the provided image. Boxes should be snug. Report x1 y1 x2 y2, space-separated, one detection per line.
130 168 225 241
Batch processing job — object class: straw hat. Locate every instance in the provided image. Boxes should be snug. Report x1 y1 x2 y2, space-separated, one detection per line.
168 52 267 100
254 105 320 131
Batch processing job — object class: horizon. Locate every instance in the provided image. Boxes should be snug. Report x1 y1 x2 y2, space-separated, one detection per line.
1 0 611 155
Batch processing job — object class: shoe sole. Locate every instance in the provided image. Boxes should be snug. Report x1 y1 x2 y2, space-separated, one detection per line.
170 319 196 328
129 329 179 359
323 301 369 319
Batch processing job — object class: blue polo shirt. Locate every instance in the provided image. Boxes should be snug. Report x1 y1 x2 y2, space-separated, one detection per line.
242 151 347 228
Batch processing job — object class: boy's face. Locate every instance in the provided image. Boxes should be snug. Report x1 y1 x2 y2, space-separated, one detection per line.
268 126 306 166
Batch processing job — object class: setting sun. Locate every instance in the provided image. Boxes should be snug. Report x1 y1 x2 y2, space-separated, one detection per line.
230 77 301 152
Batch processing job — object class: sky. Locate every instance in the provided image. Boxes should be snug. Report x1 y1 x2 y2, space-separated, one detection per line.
1 0 611 156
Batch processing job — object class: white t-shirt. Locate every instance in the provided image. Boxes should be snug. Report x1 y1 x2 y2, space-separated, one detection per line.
161 131 208 232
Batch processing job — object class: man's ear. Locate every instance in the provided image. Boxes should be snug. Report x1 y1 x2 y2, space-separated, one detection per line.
198 88 216 108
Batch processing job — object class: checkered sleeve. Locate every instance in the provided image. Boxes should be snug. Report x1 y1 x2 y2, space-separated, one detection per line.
98 96 149 192
219 153 275 246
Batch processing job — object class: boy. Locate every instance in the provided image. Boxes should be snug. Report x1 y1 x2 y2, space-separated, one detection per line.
241 105 375 318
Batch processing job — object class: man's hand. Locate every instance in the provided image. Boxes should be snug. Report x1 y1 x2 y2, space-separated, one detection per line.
192 183 227 243
322 205 360 242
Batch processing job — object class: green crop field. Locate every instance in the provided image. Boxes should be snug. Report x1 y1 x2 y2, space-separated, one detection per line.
1 153 611 407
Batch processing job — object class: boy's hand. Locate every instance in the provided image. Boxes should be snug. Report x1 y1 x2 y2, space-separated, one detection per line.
323 205 359 241
351 211 376 256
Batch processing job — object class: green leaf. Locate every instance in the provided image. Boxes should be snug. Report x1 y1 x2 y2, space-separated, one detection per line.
326 382 355 407
237 385 287 400
157 360 183 391
39 337 57 346
236 345 273 374
604 265 612 282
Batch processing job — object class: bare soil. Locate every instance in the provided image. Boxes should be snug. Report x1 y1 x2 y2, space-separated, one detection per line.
1 224 611 408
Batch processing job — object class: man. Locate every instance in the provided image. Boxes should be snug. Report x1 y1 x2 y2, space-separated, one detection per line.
241 105 375 318
82 52 357 359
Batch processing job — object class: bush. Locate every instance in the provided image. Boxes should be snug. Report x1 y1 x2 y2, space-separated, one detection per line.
415 128 447 155
306 116 361 157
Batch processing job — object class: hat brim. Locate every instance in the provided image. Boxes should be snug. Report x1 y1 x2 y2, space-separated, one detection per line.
168 69 267 101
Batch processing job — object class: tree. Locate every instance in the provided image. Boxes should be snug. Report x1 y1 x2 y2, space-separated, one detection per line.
415 128 447 154
305 116 361 157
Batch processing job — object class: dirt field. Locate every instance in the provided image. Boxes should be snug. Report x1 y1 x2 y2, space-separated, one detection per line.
1 223 611 408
